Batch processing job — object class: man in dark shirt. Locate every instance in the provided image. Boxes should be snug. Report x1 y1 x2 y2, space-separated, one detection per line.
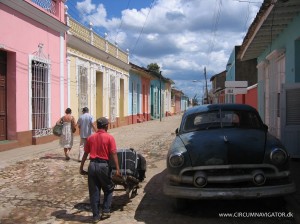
80 117 120 223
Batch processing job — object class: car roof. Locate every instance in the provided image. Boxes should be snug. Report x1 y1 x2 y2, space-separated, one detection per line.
184 103 258 117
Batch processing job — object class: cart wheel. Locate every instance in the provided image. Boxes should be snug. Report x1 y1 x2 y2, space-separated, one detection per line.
125 187 131 195
130 187 138 198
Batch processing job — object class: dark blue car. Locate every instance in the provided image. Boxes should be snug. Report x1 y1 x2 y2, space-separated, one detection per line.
163 104 295 206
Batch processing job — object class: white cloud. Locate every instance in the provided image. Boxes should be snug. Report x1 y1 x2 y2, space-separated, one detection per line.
76 0 96 14
71 0 263 98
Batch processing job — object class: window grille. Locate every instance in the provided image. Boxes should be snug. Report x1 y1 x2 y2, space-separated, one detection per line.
110 75 116 122
79 66 88 110
31 60 50 137
31 0 56 15
154 90 158 118
133 81 137 114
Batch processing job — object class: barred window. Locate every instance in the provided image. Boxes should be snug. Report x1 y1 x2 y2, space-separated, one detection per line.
110 75 116 122
31 0 57 15
31 60 50 136
79 66 88 110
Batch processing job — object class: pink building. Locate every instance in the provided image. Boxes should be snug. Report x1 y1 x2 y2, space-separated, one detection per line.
0 0 68 151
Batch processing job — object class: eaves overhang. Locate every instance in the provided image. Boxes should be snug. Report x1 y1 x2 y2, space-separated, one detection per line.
210 70 226 81
238 0 300 61
1 0 69 33
67 34 130 71
150 72 173 83
130 63 154 79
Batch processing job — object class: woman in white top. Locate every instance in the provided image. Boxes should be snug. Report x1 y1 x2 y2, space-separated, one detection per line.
57 108 76 160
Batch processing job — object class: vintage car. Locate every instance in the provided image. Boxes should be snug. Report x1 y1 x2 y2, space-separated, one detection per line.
163 104 295 206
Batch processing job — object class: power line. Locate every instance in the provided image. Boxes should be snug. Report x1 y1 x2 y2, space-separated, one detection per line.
204 0 223 76
130 0 156 55
115 0 132 45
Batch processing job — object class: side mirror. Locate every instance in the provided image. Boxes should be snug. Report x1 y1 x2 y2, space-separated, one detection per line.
263 124 268 131
175 128 179 135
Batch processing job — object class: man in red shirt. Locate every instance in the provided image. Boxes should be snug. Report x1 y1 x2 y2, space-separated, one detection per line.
80 117 120 223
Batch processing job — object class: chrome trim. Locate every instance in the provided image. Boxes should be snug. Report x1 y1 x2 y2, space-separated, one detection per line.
167 164 290 185
169 152 184 168
270 148 288 165
163 182 296 199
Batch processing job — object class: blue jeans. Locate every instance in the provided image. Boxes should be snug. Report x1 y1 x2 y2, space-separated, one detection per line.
88 161 114 218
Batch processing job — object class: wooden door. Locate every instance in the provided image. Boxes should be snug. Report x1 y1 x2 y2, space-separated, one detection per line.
0 50 7 140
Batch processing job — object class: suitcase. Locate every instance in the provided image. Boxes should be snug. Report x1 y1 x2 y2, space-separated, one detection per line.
109 148 146 198
110 148 138 176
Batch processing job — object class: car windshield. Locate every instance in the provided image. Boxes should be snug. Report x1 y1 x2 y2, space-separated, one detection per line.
183 110 263 132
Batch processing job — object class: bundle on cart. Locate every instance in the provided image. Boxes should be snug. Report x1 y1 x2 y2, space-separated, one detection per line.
109 148 146 198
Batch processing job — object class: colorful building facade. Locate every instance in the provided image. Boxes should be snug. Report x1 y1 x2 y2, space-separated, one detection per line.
66 16 130 128
129 63 152 124
150 73 173 120
0 0 68 150
226 46 257 103
238 0 300 157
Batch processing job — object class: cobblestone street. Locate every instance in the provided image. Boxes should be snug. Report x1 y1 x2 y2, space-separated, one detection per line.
0 115 299 224
0 116 181 224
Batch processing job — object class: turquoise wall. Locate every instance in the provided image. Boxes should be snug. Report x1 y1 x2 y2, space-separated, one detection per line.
150 79 165 119
128 72 142 115
256 13 300 117
226 48 236 81
257 13 300 84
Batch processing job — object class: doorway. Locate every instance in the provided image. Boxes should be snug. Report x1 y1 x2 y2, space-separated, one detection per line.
96 71 103 119
0 50 7 141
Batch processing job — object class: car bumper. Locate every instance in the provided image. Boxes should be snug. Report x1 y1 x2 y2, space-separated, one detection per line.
163 182 296 199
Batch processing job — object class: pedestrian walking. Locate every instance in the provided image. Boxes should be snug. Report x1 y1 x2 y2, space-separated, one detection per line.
57 108 76 160
77 107 97 162
80 117 121 223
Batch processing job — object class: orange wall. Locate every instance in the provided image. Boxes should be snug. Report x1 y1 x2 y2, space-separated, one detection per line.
235 86 257 110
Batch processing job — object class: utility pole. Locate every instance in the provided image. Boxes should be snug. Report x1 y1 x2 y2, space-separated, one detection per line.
204 67 209 104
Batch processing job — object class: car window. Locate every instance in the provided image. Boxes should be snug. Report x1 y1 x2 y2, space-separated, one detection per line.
183 110 263 132
184 111 221 131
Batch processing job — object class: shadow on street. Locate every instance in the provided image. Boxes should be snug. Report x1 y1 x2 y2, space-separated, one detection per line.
134 169 296 224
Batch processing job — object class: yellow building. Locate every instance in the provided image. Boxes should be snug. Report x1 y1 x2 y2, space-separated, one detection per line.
66 16 130 127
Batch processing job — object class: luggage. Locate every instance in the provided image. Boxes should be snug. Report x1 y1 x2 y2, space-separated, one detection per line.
109 148 147 198
110 148 146 179
137 153 146 181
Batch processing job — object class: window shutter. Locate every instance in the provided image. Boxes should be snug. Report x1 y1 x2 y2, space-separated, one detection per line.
286 88 300 125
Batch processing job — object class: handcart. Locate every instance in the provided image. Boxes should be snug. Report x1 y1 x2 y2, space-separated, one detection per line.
110 148 146 198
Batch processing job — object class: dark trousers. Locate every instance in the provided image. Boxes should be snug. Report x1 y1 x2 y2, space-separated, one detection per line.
88 161 114 218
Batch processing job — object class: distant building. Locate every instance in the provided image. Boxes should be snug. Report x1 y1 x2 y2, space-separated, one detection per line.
129 63 152 123
210 70 226 103
226 46 257 103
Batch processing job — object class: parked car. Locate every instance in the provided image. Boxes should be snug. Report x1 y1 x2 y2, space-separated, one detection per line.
163 104 295 208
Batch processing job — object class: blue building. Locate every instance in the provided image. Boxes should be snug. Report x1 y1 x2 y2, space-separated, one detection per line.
238 0 300 157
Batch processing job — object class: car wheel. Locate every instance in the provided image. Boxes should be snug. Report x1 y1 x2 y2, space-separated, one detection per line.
172 198 188 211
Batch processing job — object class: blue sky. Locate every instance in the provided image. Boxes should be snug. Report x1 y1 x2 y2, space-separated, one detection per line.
66 0 263 99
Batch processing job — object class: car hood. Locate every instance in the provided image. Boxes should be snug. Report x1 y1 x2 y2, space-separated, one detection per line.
179 128 266 166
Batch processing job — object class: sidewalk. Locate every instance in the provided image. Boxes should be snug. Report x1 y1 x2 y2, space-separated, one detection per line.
0 116 179 170
0 136 80 170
